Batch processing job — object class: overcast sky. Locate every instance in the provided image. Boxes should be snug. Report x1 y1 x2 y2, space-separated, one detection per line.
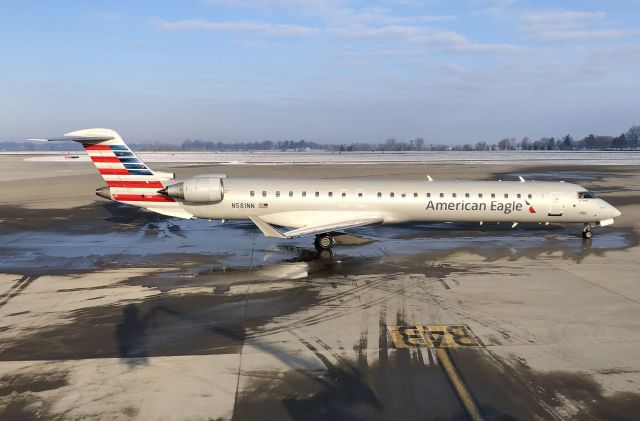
1 0 638 144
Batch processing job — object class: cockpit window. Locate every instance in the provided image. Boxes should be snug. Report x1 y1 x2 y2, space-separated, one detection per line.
578 191 597 199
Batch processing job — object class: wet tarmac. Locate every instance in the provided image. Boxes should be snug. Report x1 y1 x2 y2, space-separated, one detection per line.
2 162 640 420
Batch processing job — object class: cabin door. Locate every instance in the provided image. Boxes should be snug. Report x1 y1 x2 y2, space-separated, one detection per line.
548 192 564 216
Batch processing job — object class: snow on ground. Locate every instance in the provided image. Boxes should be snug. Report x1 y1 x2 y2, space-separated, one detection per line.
17 150 640 165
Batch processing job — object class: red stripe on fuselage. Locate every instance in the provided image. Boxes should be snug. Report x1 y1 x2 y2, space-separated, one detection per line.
99 169 130 175
91 156 121 163
113 194 175 202
106 181 164 189
83 144 112 150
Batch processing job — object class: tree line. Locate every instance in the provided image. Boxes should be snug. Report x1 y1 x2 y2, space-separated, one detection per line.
2 125 638 152
335 125 640 152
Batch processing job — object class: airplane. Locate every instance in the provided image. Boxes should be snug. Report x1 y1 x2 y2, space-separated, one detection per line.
37 128 621 251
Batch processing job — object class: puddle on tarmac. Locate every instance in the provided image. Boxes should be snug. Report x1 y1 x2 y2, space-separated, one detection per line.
0 216 634 272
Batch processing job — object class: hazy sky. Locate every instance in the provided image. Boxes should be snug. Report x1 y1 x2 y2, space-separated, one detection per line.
1 0 638 144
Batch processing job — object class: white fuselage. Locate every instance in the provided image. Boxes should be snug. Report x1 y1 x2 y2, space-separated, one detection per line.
45 128 621 239
177 178 620 229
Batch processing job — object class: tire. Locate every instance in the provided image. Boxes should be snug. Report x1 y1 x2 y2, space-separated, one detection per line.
317 234 333 249
583 230 592 239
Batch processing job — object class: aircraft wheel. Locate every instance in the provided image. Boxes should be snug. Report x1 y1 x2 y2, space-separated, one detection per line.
582 229 593 239
316 234 333 250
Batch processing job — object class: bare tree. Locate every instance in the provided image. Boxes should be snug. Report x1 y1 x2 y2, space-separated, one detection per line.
497 138 510 150
626 125 640 149
612 133 626 149
475 141 488 151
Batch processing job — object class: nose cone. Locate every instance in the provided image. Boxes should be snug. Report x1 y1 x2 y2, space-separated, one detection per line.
95 186 112 200
603 200 621 218
612 206 622 218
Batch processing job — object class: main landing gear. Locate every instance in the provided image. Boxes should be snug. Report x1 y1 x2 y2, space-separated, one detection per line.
315 233 333 250
314 233 334 261
582 224 593 239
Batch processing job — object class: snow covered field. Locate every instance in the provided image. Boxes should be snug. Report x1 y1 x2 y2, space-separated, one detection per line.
14 150 640 165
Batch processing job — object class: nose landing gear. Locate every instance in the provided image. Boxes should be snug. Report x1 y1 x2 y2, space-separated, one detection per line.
582 224 593 239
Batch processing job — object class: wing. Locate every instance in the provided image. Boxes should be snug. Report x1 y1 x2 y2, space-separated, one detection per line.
248 215 383 239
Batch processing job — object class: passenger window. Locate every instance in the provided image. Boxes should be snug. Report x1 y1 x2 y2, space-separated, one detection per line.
276 191 280 197
414 193 418 198
315 192 319 197
377 192 382 198
401 193 406 198
390 193 395 198
342 192 347 198
528 194 532 199
440 193 444 198
465 193 469 198
250 191 255 197
504 193 509 198
262 191 267 197
358 192 363 198
427 193 431 198
329 192 333 197
302 191 306 197
491 193 495 198
478 193 483 198
517 194 521 199
452 193 457 198
289 191 293 197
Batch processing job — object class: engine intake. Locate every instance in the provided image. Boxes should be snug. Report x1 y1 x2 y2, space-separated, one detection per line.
160 177 224 203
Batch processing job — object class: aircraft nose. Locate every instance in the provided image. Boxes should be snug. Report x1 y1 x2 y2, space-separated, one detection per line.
612 206 621 218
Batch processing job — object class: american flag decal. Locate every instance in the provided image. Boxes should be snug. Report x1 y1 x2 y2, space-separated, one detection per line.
259 203 269 208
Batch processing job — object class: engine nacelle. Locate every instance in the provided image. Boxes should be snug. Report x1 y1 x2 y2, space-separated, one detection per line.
162 177 224 203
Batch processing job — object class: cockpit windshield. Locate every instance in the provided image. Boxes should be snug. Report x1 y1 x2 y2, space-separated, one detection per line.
578 191 597 199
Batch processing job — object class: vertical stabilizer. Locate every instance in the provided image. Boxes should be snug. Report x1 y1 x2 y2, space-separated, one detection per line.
41 128 190 217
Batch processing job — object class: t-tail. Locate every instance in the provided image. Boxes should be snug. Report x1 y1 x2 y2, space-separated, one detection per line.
36 128 193 219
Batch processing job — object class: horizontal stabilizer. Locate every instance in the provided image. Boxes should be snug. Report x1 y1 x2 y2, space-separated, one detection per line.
30 136 115 143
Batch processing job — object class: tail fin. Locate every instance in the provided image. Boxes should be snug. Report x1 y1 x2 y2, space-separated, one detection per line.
37 128 192 218
63 128 171 186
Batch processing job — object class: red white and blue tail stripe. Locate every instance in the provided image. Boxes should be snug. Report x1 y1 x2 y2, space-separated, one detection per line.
37 128 192 218
83 142 173 203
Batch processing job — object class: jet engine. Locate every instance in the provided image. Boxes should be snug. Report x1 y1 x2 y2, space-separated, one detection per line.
160 177 224 203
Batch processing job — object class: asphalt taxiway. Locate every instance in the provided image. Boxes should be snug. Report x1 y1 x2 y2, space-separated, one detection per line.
1 155 639 420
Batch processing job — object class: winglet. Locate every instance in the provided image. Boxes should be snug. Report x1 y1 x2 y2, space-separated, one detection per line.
248 215 286 239
518 176 526 183
427 175 434 182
